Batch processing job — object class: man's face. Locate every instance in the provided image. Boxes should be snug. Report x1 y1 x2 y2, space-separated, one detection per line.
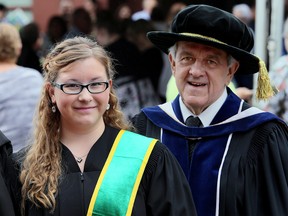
169 41 239 115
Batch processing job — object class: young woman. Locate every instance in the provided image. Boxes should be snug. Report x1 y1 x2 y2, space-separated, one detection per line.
8 37 195 216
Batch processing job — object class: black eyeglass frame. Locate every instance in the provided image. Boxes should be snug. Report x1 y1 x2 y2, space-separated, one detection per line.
51 81 109 95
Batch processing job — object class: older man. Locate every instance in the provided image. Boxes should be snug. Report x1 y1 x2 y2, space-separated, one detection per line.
132 4 288 216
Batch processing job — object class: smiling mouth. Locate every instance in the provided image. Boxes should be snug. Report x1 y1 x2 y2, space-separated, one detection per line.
189 81 206 86
75 107 95 110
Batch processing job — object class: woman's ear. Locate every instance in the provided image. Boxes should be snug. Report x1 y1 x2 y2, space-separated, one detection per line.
47 82 56 103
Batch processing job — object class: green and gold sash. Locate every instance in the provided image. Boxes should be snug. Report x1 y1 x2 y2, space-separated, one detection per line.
87 130 157 216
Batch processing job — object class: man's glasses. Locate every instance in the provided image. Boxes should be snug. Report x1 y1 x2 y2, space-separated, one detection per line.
51 81 109 95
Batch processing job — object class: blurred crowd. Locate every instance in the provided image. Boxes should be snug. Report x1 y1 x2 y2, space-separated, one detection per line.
0 0 190 121
1 0 288 152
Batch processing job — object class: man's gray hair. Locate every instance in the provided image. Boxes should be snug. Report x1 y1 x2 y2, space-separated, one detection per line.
168 43 238 67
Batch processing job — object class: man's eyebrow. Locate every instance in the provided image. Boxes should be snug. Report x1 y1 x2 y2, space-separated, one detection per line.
206 54 221 59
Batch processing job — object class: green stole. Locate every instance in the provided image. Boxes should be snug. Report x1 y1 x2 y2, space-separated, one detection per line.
87 130 157 216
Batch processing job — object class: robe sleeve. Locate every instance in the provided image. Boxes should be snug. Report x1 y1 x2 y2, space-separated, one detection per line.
131 111 161 140
5 149 25 216
0 132 16 216
220 121 288 216
144 142 197 216
131 111 149 135
256 122 288 215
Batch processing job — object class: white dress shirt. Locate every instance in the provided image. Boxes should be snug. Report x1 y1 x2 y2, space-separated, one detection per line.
180 89 228 127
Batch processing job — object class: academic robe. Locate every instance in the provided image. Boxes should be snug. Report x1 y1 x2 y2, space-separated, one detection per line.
7 126 196 216
132 89 288 216
0 131 15 216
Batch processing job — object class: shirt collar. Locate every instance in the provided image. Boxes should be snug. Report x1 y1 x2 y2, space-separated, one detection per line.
180 89 228 127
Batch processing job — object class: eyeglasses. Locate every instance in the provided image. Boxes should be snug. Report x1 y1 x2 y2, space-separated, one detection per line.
51 81 109 95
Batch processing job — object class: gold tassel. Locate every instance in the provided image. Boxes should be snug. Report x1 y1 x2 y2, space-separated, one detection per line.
255 58 276 100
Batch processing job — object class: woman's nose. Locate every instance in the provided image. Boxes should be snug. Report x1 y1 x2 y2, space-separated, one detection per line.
78 87 93 102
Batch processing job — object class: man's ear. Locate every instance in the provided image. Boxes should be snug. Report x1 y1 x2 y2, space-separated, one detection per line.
227 61 240 85
168 53 176 76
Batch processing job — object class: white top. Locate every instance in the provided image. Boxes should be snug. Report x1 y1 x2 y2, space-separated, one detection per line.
180 89 228 127
0 66 43 152
131 10 150 21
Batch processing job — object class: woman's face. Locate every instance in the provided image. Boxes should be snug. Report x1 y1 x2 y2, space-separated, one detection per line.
48 57 111 131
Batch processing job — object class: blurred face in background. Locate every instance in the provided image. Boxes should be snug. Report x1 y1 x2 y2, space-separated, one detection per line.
94 27 111 47
143 0 158 12
59 0 74 16
116 4 132 20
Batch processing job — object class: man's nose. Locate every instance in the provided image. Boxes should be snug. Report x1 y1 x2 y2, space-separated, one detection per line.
189 59 205 75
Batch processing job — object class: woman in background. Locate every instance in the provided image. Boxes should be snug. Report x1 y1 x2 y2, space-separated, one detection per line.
0 23 43 152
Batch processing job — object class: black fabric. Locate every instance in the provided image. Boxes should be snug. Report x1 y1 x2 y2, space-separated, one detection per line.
185 116 202 127
132 111 288 216
185 116 202 164
219 121 288 216
105 38 140 79
0 131 15 216
147 4 259 75
138 47 163 92
7 126 196 216
132 112 161 140
17 46 42 73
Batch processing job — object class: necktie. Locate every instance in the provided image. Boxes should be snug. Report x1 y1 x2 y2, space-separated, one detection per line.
185 116 202 164
185 116 202 127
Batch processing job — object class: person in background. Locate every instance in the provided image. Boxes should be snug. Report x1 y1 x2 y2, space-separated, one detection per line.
7 36 196 215
65 7 92 38
83 0 98 38
95 12 159 120
126 19 163 95
0 3 7 22
132 5 288 216
131 0 158 21
59 0 75 28
232 3 255 91
114 3 133 37
17 22 43 74
115 3 132 21
0 131 15 216
264 17 288 123
0 23 43 153
232 3 253 25
40 15 68 59
83 0 98 25
157 2 187 102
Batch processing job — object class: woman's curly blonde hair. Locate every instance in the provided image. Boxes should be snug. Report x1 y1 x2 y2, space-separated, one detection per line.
20 37 130 213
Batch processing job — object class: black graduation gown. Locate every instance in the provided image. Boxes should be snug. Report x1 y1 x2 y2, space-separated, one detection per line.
0 131 15 216
219 121 288 216
132 106 288 216
8 126 196 216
